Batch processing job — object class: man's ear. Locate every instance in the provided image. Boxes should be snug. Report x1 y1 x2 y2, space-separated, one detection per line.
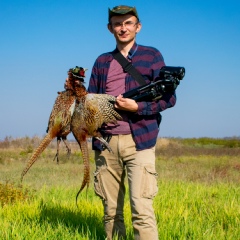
136 22 142 34
107 23 114 34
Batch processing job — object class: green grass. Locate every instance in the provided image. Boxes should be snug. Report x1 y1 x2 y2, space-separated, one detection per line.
0 187 105 240
155 181 240 239
0 137 240 239
179 137 240 148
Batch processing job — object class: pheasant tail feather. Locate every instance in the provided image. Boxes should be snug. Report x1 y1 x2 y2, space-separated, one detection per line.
75 139 90 205
21 134 53 181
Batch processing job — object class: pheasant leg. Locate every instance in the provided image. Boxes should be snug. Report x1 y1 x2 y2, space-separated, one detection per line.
95 137 113 153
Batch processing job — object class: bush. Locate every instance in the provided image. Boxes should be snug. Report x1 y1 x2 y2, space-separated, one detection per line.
0 181 33 207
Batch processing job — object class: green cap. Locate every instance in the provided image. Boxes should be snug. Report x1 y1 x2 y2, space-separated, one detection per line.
108 5 139 22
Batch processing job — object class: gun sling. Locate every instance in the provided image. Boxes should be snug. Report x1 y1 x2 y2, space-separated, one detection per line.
112 51 146 86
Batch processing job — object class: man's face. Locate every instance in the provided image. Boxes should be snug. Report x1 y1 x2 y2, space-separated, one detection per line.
108 14 141 44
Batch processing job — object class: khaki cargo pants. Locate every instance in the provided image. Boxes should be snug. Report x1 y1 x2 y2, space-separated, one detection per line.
94 134 159 240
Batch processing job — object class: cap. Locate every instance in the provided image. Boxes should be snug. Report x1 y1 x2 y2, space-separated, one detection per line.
108 5 139 22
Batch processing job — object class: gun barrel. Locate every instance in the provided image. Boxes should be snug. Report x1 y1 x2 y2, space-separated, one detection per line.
122 82 154 98
122 86 142 98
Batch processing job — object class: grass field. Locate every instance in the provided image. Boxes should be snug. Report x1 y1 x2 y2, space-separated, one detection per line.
0 136 240 239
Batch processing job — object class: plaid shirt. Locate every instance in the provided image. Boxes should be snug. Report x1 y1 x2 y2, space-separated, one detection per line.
88 42 176 150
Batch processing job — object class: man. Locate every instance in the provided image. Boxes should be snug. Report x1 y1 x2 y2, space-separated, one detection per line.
88 5 176 240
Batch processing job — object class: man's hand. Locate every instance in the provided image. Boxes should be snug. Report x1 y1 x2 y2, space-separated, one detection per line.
114 94 138 112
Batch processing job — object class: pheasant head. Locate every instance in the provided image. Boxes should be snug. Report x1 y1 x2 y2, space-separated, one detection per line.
71 66 87 79
65 66 87 90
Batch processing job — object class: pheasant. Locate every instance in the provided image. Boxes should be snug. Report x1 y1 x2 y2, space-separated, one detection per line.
20 67 87 181
70 73 122 202
21 66 121 205
46 77 77 163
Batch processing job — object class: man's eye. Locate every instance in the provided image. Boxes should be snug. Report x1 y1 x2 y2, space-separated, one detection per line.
114 23 121 27
125 21 132 26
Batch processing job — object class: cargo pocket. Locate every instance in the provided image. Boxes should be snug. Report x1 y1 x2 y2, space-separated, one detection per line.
94 169 107 200
141 166 158 199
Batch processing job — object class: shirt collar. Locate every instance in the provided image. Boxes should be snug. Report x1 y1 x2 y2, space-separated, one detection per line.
112 42 138 60
128 42 138 59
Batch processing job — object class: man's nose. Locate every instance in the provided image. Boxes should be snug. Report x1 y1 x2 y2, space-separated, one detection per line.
120 23 127 29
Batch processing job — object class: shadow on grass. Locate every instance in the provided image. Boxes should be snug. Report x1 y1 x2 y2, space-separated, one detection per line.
38 201 105 240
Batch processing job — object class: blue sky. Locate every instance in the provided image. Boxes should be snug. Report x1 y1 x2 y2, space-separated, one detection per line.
0 0 240 140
